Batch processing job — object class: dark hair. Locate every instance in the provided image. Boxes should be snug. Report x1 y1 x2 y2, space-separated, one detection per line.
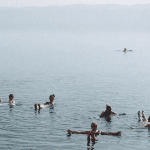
9 94 14 99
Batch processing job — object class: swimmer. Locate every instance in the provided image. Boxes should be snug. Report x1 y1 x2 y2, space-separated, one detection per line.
123 48 126 52
131 111 150 129
7 94 15 105
44 94 56 106
100 104 117 118
0 97 2 102
66 121 121 142
34 94 56 110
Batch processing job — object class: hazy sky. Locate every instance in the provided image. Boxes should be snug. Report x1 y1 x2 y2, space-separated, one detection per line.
0 0 150 7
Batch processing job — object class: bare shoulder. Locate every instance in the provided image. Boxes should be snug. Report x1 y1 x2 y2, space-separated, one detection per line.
100 110 105 117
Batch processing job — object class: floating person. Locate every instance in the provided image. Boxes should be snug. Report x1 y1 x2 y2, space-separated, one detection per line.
131 110 150 129
34 94 56 110
66 121 121 145
100 104 117 118
123 48 126 52
7 94 15 105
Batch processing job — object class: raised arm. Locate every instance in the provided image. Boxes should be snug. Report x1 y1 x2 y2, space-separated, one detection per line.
101 131 121 136
66 129 90 134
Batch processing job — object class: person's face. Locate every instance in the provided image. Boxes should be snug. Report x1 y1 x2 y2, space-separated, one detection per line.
50 96 53 102
91 125 97 132
9 95 14 101
107 106 111 111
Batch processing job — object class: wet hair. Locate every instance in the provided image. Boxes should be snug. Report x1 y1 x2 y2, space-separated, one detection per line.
9 94 14 99
106 104 111 109
91 121 98 128
52 94 55 97
50 94 55 98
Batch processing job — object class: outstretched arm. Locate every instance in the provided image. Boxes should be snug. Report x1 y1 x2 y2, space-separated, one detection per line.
66 129 90 134
111 111 117 115
131 126 146 129
101 131 121 136
131 123 150 129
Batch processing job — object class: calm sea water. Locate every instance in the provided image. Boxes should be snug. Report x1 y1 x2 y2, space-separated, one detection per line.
0 6 150 150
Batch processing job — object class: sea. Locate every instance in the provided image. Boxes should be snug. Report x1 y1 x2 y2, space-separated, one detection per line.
0 5 150 150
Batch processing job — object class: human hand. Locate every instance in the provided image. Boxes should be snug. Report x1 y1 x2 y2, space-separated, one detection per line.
66 129 72 133
116 131 121 136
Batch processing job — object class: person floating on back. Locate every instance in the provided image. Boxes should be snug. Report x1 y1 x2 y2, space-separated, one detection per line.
132 110 150 129
34 94 56 110
100 104 117 118
66 121 121 144
123 48 126 52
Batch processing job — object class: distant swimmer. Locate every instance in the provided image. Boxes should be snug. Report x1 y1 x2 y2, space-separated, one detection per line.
123 48 126 52
34 94 56 110
66 121 121 143
100 104 117 118
132 110 150 129
7 94 15 105
0 97 2 102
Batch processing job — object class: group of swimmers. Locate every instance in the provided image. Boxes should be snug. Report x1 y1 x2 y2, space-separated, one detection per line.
66 104 150 145
0 94 56 108
1 94 150 145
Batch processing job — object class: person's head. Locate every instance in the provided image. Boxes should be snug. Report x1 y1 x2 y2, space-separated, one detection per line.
9 94 14 101
106 104 111 111
91 121 98 132
49 94 55 103
148 116 150 122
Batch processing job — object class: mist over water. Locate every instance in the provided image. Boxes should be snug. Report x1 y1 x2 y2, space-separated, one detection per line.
0 4 150 150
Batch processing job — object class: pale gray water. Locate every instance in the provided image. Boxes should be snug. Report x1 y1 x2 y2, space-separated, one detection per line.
0 5 150 150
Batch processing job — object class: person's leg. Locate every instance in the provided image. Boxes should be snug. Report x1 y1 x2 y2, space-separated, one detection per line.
138 111 141 122
34 103 37 110
87 135 90 146
38 103 41 110
142 110 147 122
